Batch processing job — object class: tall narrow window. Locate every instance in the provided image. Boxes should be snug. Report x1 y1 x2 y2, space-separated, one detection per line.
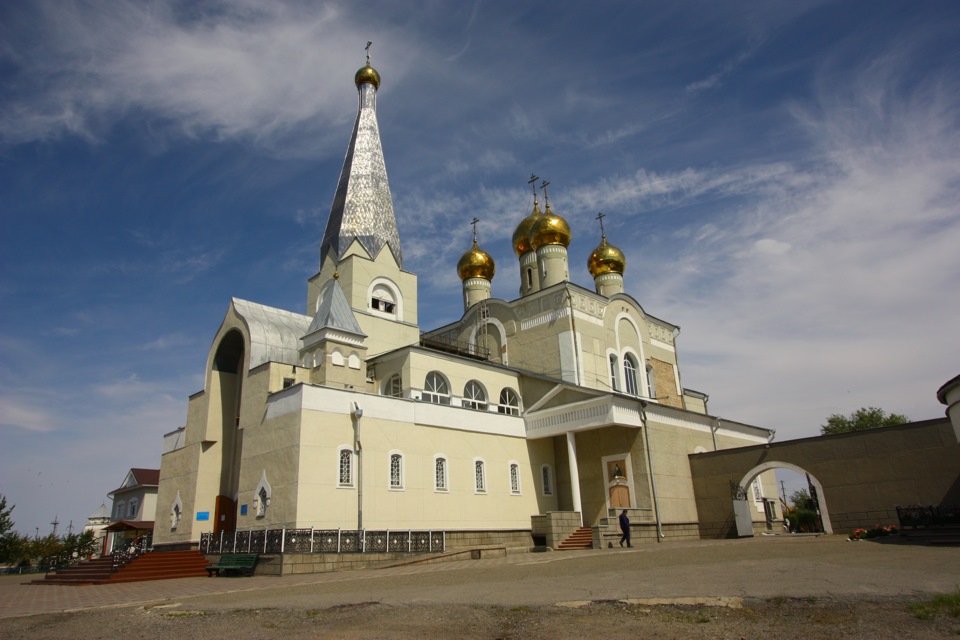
463 380 487 411
383 374 402 398
474 459 486 493
339 449 353 487
435 457 448 491
498 388 520 415
624 355 639 396
646 364 657 399
609 354 620 392
541 465 553 496
509 463 521 495
115 502 125 519
127 498 138 518
423 372 451 405
526 268 533 287
390 453 403 489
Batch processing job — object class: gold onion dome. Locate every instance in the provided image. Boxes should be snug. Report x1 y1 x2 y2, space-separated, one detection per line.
588 235 626 277
512 201 542 256
529 203 572 250
355 63 381 89
457 241 496 281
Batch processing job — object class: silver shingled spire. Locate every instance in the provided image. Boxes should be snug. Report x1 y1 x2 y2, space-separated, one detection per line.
319 48 402 268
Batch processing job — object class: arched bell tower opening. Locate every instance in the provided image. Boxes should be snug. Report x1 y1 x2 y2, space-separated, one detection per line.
211 329 245 534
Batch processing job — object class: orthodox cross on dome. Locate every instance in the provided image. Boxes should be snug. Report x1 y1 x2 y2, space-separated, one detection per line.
470 217 480 244
365 41 373 64
528 174 540 204
596 211 607 239
540 180 551 207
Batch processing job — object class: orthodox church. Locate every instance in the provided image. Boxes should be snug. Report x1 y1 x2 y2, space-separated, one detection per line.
153 56 778 550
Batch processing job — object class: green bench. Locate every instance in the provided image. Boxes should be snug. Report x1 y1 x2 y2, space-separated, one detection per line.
205 553 258 577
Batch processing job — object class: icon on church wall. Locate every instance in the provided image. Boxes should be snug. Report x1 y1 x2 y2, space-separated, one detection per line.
608 460 625 480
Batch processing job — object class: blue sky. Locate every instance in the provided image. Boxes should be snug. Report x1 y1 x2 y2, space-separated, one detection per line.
2 0 958 537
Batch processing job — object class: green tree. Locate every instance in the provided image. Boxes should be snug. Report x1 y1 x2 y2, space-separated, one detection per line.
820 406 908 435
0 495 13 537
789 488 811 510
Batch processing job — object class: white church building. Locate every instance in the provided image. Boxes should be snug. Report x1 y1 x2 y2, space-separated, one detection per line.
153 55 779 552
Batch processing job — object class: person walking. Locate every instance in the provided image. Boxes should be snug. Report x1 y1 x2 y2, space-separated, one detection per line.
618 509 632 547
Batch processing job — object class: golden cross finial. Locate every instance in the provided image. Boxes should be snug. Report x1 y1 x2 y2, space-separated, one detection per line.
540 180 551 208
596 212 607 239
365 41 373 65
470 217 480 244
528 174 540 204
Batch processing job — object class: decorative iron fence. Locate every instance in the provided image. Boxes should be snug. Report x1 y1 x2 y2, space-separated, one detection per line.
111 533 152 570
896 505 960 528
200 528 445 555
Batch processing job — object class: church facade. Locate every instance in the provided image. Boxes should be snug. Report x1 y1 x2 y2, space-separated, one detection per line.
153 57 779 550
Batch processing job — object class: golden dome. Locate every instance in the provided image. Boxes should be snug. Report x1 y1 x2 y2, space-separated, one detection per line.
355 63 381 89
530 203 572 250
512 201 542 256
457 241 496 281
587 236 626 277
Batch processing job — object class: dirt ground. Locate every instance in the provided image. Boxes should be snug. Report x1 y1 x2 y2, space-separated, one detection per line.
2 535 959 638
2 596 959 639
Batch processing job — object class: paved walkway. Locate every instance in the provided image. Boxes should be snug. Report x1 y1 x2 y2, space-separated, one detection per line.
1 535 957 619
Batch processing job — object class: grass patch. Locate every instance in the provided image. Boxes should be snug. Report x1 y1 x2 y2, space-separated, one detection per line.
910 588 960 620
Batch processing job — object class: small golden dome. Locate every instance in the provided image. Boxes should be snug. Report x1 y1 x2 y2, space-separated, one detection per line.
355 63 381 89
457 241 496 281
588 236 626 277
530 203 572 250
512 201 542 256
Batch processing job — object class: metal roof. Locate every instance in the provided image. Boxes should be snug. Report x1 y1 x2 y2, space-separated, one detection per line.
231 298 312 369
307 278 366 336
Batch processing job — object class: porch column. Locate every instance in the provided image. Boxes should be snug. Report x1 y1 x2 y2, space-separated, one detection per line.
566 431 583 525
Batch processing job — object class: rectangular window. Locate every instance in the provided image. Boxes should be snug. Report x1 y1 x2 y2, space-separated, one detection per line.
475 460 486 493
542 466 553 496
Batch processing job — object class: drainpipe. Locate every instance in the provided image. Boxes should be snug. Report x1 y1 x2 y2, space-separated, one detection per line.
712 417 720 451
640 401 664 541
353 403 364 530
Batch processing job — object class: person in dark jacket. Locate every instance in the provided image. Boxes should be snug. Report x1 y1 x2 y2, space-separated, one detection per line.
618 509 632 547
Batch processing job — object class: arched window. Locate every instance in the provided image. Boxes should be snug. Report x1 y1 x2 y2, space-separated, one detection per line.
462 380 487 411
370 283 396 315
498 388 520 415
646 364 657 399
115 501 125 519
383 374 402 398
509 462 521 495
624 354 639 396
389 452 404 489
609 354 620 392
434 456 448 492
541 465 553 496
423 372 450 405
338 448 354 487
474 459 487 493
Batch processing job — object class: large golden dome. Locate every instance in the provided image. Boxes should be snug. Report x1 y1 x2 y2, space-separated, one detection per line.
457 241 496 281
512 201 542 256
355 63 381 89
530 203 572 250
587 236 626 277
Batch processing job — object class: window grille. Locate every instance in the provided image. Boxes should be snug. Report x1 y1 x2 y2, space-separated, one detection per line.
510 463 521 494
435 457 447 491
475 460 486 493
339 449 353 486
390 453 403 489
542 465 553 496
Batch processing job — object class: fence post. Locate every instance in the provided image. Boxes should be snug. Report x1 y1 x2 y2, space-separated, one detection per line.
280 528 285 554
263 527 268 554
361 528 365 553
310 528 315 554
337 528 341 554
248 528 252 553
219 529 224 551
233 530 238 554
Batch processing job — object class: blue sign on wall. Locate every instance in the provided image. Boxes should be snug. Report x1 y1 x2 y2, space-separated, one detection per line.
196 511 210 521
240 504 248 516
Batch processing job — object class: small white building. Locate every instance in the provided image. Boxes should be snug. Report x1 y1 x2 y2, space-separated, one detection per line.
105 468 158 551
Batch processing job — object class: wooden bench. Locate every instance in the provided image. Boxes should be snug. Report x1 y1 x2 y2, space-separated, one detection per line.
205 553 258 577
